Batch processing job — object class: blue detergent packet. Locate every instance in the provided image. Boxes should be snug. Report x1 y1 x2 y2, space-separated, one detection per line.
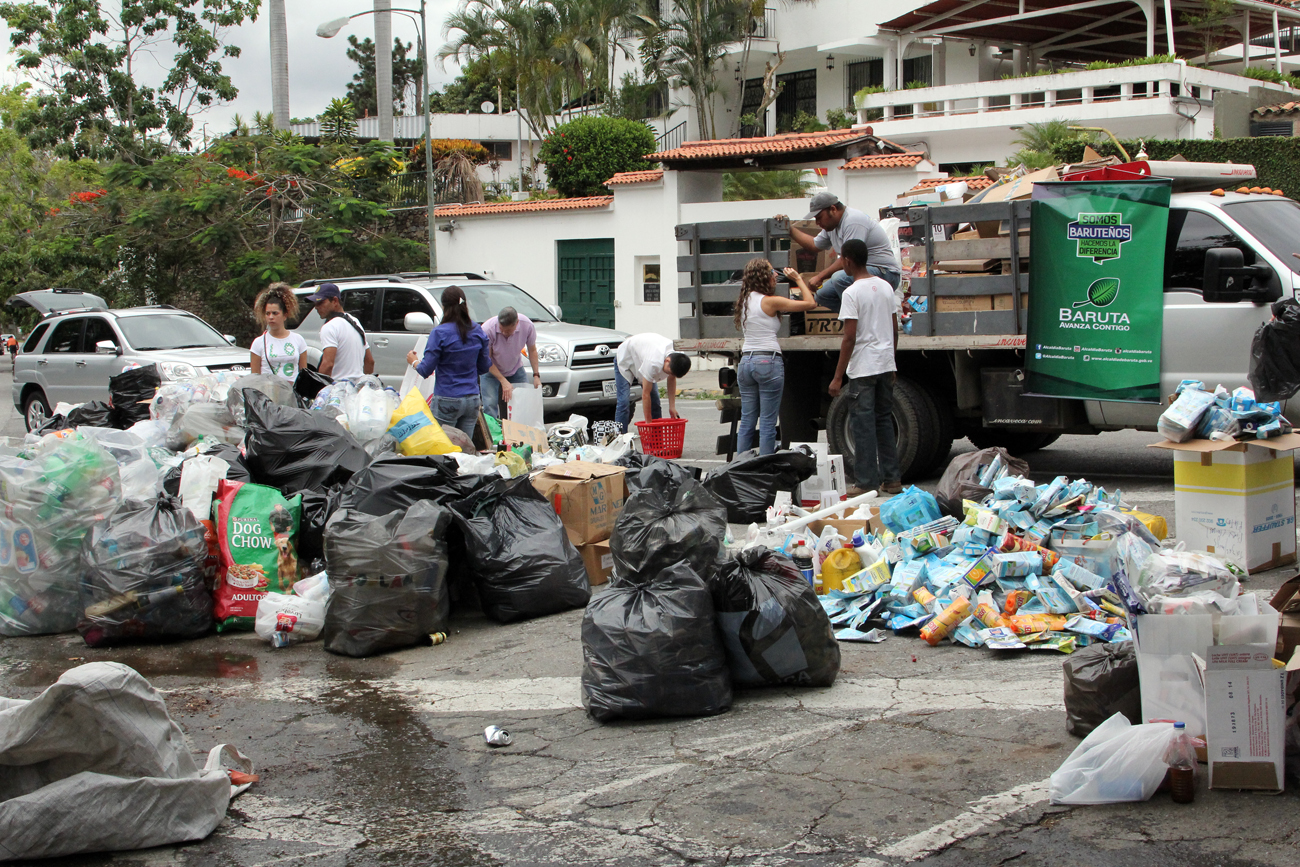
1054 559 1108 592
992 551 1042 578
1064 615 1122 641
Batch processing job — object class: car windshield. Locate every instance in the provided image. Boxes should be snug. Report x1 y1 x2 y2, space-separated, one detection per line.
1223 198 1300 272
117 314 230 351
457 283 558 323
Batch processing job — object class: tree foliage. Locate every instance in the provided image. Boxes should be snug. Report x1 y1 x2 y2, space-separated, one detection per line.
657 0 753 140
345 34 425 118
537 115 655 197
320 98 358 143
428 54 515 114
722 170 817 202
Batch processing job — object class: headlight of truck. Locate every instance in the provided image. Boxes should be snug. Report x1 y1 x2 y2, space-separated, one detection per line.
158 361 200 380
536 343 567 365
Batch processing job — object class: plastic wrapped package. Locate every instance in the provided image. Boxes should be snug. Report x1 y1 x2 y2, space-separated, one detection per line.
1157 387 1216 442
709 548 841 688
0 431 122 636
227 373 297 427
613 452 698 494
77 497 211 646
1249 298 1300 401
1062 641 1141 737
336 454 494 516
81 427 164 502
449 476 591 623
609 480 728 582
386 389 461 456
1134 549 1239 606
125 418 169 449
700 449 817 523
109 364 161 429
934 448 1031 517
169 402 243 450
309 376 399 445
254 573 330 646
1049 714 1178 805
162 442 250 497
242 389 369 493
878 486 942 533
581 561 732 721
212 480 303 631
322 502 452 657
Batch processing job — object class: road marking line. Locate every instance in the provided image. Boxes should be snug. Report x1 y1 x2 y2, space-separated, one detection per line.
871 778 1052 863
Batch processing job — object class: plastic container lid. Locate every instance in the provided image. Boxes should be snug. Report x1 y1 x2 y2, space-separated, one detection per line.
1173 722 1185 729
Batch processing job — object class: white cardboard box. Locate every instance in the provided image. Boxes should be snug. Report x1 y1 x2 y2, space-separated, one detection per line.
1135 614 1212 737
1204 644 1287 791
799 455 847 505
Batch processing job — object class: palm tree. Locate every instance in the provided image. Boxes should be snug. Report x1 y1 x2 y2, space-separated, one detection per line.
320 98 358 143
656 0 751 140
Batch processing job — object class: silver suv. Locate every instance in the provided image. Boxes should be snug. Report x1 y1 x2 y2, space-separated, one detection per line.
12 299 251 431
292 273 627 418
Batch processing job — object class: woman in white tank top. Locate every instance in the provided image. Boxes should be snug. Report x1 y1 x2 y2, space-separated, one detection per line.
734 259 816 454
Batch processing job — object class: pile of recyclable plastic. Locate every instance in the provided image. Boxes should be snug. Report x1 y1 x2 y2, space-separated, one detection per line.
1157 380 1290 443
309 376 400 449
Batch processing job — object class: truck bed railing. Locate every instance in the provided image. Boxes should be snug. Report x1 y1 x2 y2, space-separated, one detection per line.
676 218 790 340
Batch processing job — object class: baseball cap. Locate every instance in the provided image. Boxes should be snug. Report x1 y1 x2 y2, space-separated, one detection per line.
804 191 841 219
305 283 341 304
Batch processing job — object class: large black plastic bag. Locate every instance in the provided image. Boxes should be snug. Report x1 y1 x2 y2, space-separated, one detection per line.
109 364 161 429
612 452 698 494
701 449 816 523
77 496 212 646
37 400 114 433
610 480 728 582
710 548 840 688
450 476 591 623
322 501 452 657
1062 641 1141 737
1250 298 1300 401
581 561 732 721
242 389 368 493
934 447 1031 517
336 454 491 515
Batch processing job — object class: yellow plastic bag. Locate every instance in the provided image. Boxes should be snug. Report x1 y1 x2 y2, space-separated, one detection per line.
387 390 460 456
1119 507 1168 541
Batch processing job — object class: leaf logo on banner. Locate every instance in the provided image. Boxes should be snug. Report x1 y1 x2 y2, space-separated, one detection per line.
1073 277 1120 308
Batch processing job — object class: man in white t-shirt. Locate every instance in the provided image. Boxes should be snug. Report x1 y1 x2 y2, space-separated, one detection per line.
614 333 692 432
829 239 902 496
305 283 374 379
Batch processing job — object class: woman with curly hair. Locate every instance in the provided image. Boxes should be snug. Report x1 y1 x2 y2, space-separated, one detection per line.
734 258 816 454
250 282 307 381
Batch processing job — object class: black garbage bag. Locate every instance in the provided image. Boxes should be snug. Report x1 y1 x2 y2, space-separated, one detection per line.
1250 298 1300 401
610 480 728 582
295 368 333 403
701 449 817 523
293 486 340 565
38 400 114 433
322 501 452 657
77 496 212 646
1062 641 1141 737
709 547 840 688
243 389 368 493
109 364 160 429
612 452 698 494
161 442 252 497
581 561 732 721
934 447 1031 517
449 475 591 623
336 454 493 515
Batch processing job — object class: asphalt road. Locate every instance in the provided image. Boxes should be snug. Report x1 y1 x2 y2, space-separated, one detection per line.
2 362 1298 867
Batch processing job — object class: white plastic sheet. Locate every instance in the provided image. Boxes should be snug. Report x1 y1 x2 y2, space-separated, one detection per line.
1049 713 1176 805
400 334 436 400
507 383 545 430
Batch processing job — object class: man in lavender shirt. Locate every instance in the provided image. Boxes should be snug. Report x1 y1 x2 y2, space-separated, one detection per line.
480 306 542 418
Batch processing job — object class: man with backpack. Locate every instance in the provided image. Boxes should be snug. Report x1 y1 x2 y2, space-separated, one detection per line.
305 284 374 379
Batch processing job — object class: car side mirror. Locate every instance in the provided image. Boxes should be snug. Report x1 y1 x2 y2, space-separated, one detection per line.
1203 247 1277 303
548 304 563 320
404 311 435 334
95 340 121 356
223 334 237 345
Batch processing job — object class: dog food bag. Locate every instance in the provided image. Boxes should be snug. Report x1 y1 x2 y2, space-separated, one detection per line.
213 479 302 631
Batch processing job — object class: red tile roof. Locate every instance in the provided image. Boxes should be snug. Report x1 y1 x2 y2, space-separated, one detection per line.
607 169 664 185
905 175 996 193
433 196 614 217
841 153 927 171
1253 101 1300 118
653 128 876 161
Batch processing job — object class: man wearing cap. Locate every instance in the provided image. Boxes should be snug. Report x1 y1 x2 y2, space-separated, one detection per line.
306 283 375 378
776 192 901 312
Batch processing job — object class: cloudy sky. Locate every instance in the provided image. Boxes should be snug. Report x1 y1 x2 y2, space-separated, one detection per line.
1 0 468 135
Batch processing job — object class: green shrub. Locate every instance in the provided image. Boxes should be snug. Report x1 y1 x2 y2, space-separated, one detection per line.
538 116 658 197
1051 136 1300 195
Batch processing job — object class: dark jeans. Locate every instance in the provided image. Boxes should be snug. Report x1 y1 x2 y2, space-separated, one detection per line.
737 353 784 455
614 367 662 433
849 373 900 490
814 265 903 312
479 367 528 419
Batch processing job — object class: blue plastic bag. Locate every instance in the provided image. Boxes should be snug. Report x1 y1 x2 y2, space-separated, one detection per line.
878 485 941 533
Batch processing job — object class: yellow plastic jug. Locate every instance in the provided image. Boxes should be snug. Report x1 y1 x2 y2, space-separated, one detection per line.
819 547 863 594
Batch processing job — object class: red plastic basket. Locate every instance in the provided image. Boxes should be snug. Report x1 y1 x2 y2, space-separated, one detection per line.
635 418 688 459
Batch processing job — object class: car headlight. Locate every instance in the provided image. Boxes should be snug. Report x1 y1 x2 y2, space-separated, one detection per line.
536 343 566 365
159 361 200 380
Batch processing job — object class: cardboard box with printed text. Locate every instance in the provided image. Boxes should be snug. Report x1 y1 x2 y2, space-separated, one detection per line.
531 461 626 546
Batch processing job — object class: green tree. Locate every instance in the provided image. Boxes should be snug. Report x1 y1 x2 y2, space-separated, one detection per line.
722 170 817 201
428 55 515 114
537 115 655 196
320 98 358 143
1183 0 1236 61
1006 119 1096 169
0 0 259 161
656 0 752 140
345 34 425 118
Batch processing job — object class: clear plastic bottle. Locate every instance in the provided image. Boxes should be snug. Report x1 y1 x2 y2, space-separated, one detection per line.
1165 721 1197 803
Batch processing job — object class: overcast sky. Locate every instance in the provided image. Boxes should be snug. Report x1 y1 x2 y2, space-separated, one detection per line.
0 0 467 136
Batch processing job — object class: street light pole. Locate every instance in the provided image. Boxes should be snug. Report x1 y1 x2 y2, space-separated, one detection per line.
422 0 437 274
375 0 394 143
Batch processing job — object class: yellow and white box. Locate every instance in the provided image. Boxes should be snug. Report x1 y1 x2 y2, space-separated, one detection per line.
1149 433 1300 573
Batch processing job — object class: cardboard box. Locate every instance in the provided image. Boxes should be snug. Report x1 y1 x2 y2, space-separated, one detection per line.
935 294 993 312
1135 613 1212 737
1148 434 1300 573
578 539 613 586
797 453 847 504
807 505 888 540
992 292 1030 310
501 417 549 453
531 461 626 546
1270 575 1300 660
803 311 843 335
1204 644 1287 791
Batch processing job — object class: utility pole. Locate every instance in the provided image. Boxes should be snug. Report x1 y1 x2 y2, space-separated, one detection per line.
375 0 394 142
269 0 290 130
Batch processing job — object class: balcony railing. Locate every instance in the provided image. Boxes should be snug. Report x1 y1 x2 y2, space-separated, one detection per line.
656 121 687 152
854 62 1283 124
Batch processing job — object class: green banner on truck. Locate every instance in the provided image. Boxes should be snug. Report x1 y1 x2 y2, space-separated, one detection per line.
1026 180 1171 402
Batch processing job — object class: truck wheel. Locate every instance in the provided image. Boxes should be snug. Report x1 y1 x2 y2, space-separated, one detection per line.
826 377 935 484
966 429 1061 456
919 390 956 477
23 390 51 432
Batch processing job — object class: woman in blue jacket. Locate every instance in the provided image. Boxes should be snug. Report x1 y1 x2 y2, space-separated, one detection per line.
406 286 491 437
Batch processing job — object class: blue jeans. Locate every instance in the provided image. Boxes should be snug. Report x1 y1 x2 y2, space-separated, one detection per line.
614 367 661 433
849 374 900 490
737 353 784 455
479 367 528 419
814 265 902 312
430 394 481 438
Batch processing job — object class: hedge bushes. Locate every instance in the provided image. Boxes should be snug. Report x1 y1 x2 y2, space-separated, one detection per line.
1052 136 1300 195
538 116 657 197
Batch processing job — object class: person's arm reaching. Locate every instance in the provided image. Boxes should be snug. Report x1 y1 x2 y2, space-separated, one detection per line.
250 350 262 374
774 214 819 252
829 319 858 397
363 347 375 375
666 375 679 419
476 334 492 375
892 313 899 384
640 378 656 423
527 344 541 388
763 269 818 315
488 363 514 403
408 333 441 378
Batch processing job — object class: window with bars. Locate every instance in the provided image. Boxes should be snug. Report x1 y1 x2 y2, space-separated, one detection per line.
775 69 817 132
846 58 883 104
902 55 932 88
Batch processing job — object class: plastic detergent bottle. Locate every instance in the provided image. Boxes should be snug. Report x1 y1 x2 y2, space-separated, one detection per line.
920 595 972 646
1166 722 1197 804
820 546 862 594
791 543 815 587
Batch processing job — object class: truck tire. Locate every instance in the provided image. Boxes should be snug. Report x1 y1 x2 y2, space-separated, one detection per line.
919 389 956 477
966 429 1061 456
826 377 936 484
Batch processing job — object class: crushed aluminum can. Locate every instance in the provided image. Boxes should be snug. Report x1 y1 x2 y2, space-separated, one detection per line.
270 631 291 649
484 725 513 747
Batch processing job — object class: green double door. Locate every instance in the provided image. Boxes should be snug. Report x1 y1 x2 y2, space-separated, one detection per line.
556 238 615 329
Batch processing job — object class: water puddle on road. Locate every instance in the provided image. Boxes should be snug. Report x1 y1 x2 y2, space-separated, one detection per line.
8 648 260 688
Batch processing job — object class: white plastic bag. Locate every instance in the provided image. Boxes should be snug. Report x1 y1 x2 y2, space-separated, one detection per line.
507 383 545 430
399 334 436 400
254 573 330 645
1049 713 1176 805
179 454 230 523
450 452 508 476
